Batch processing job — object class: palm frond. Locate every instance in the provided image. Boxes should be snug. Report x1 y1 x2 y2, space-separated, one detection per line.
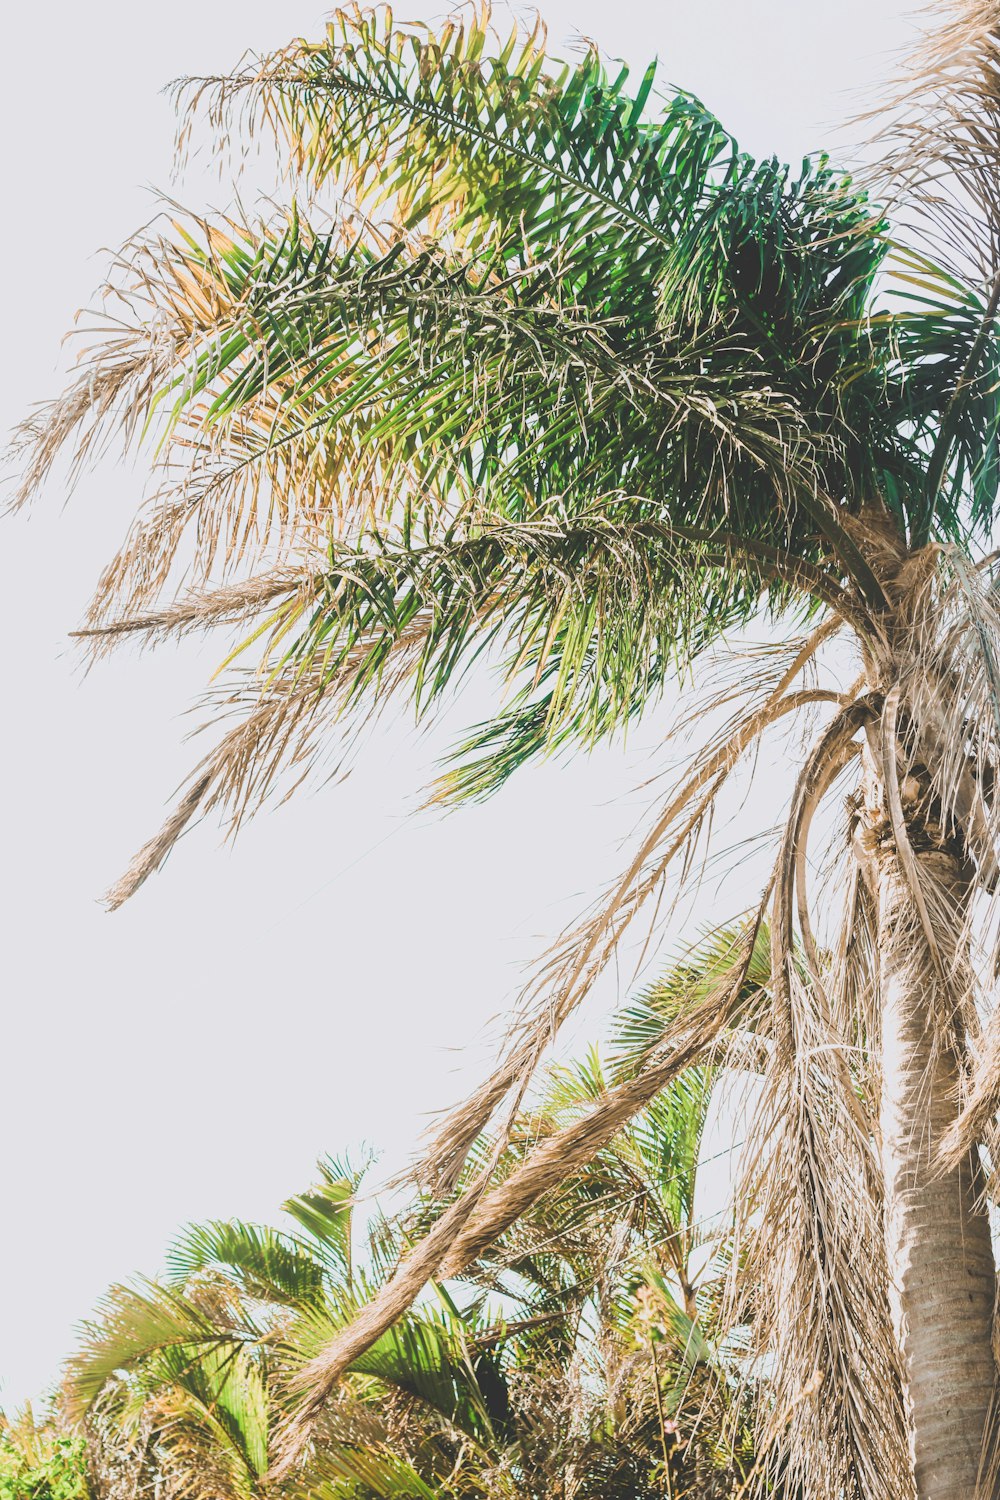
611 918 773 1076
67 1280 259 1416
420 623 845 1193
865 0 1000 280
165 1220 329 1308
276 911 762 1465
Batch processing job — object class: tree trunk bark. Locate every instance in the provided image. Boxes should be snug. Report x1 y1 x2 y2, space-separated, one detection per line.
877 846 999 1499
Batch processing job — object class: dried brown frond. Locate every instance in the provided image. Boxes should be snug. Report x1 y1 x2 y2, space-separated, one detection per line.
436 964 752 1276
864 0 1000 278
274 920 760 1469
9 332 178 516
417 621 850 1195
731 1014 910 1499
718 702 912 1499
104 615 432 909
73 568 314 657
942 1005 1000 1166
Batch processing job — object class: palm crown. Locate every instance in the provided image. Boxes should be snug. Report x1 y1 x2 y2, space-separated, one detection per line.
20 8 995 842
14 5 1000 1497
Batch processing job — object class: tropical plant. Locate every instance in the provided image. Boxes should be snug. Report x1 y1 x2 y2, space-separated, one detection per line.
0 1403 88 1500
13 0 1000 1493
68 999 759 1499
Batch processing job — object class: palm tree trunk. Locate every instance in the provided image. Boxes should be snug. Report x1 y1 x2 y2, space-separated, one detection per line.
876 845 998 1498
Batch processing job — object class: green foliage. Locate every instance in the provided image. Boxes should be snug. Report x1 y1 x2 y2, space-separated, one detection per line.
64 928 768 1496
0 1411 88 1500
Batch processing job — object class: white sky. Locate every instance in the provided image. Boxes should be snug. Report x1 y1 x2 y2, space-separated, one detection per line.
0 0 915 1409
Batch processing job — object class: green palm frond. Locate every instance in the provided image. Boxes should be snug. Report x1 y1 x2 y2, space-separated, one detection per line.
152 1341 271 1489
627 1070 714 1237
300 1443 441 1499
67 1280 259 1414
165 1220 330 1308
612 918 772 1074
17 2 969 914
288 1291 501 1441
520 1047 709 1243
281 1155 362 1281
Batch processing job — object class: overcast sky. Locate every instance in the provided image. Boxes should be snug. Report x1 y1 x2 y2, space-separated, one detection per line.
0 0 915 1409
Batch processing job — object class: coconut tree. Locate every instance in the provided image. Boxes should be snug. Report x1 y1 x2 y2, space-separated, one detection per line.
12 1 1000 1493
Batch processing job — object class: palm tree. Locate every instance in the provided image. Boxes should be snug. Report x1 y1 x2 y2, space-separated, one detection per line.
70 1012 758 1499
12 2 1000 1492
73 1153 509 1500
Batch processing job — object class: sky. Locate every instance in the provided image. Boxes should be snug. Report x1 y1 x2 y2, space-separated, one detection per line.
0 0 916 1409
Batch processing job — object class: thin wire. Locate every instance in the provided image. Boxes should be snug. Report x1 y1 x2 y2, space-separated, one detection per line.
259 821 405 936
